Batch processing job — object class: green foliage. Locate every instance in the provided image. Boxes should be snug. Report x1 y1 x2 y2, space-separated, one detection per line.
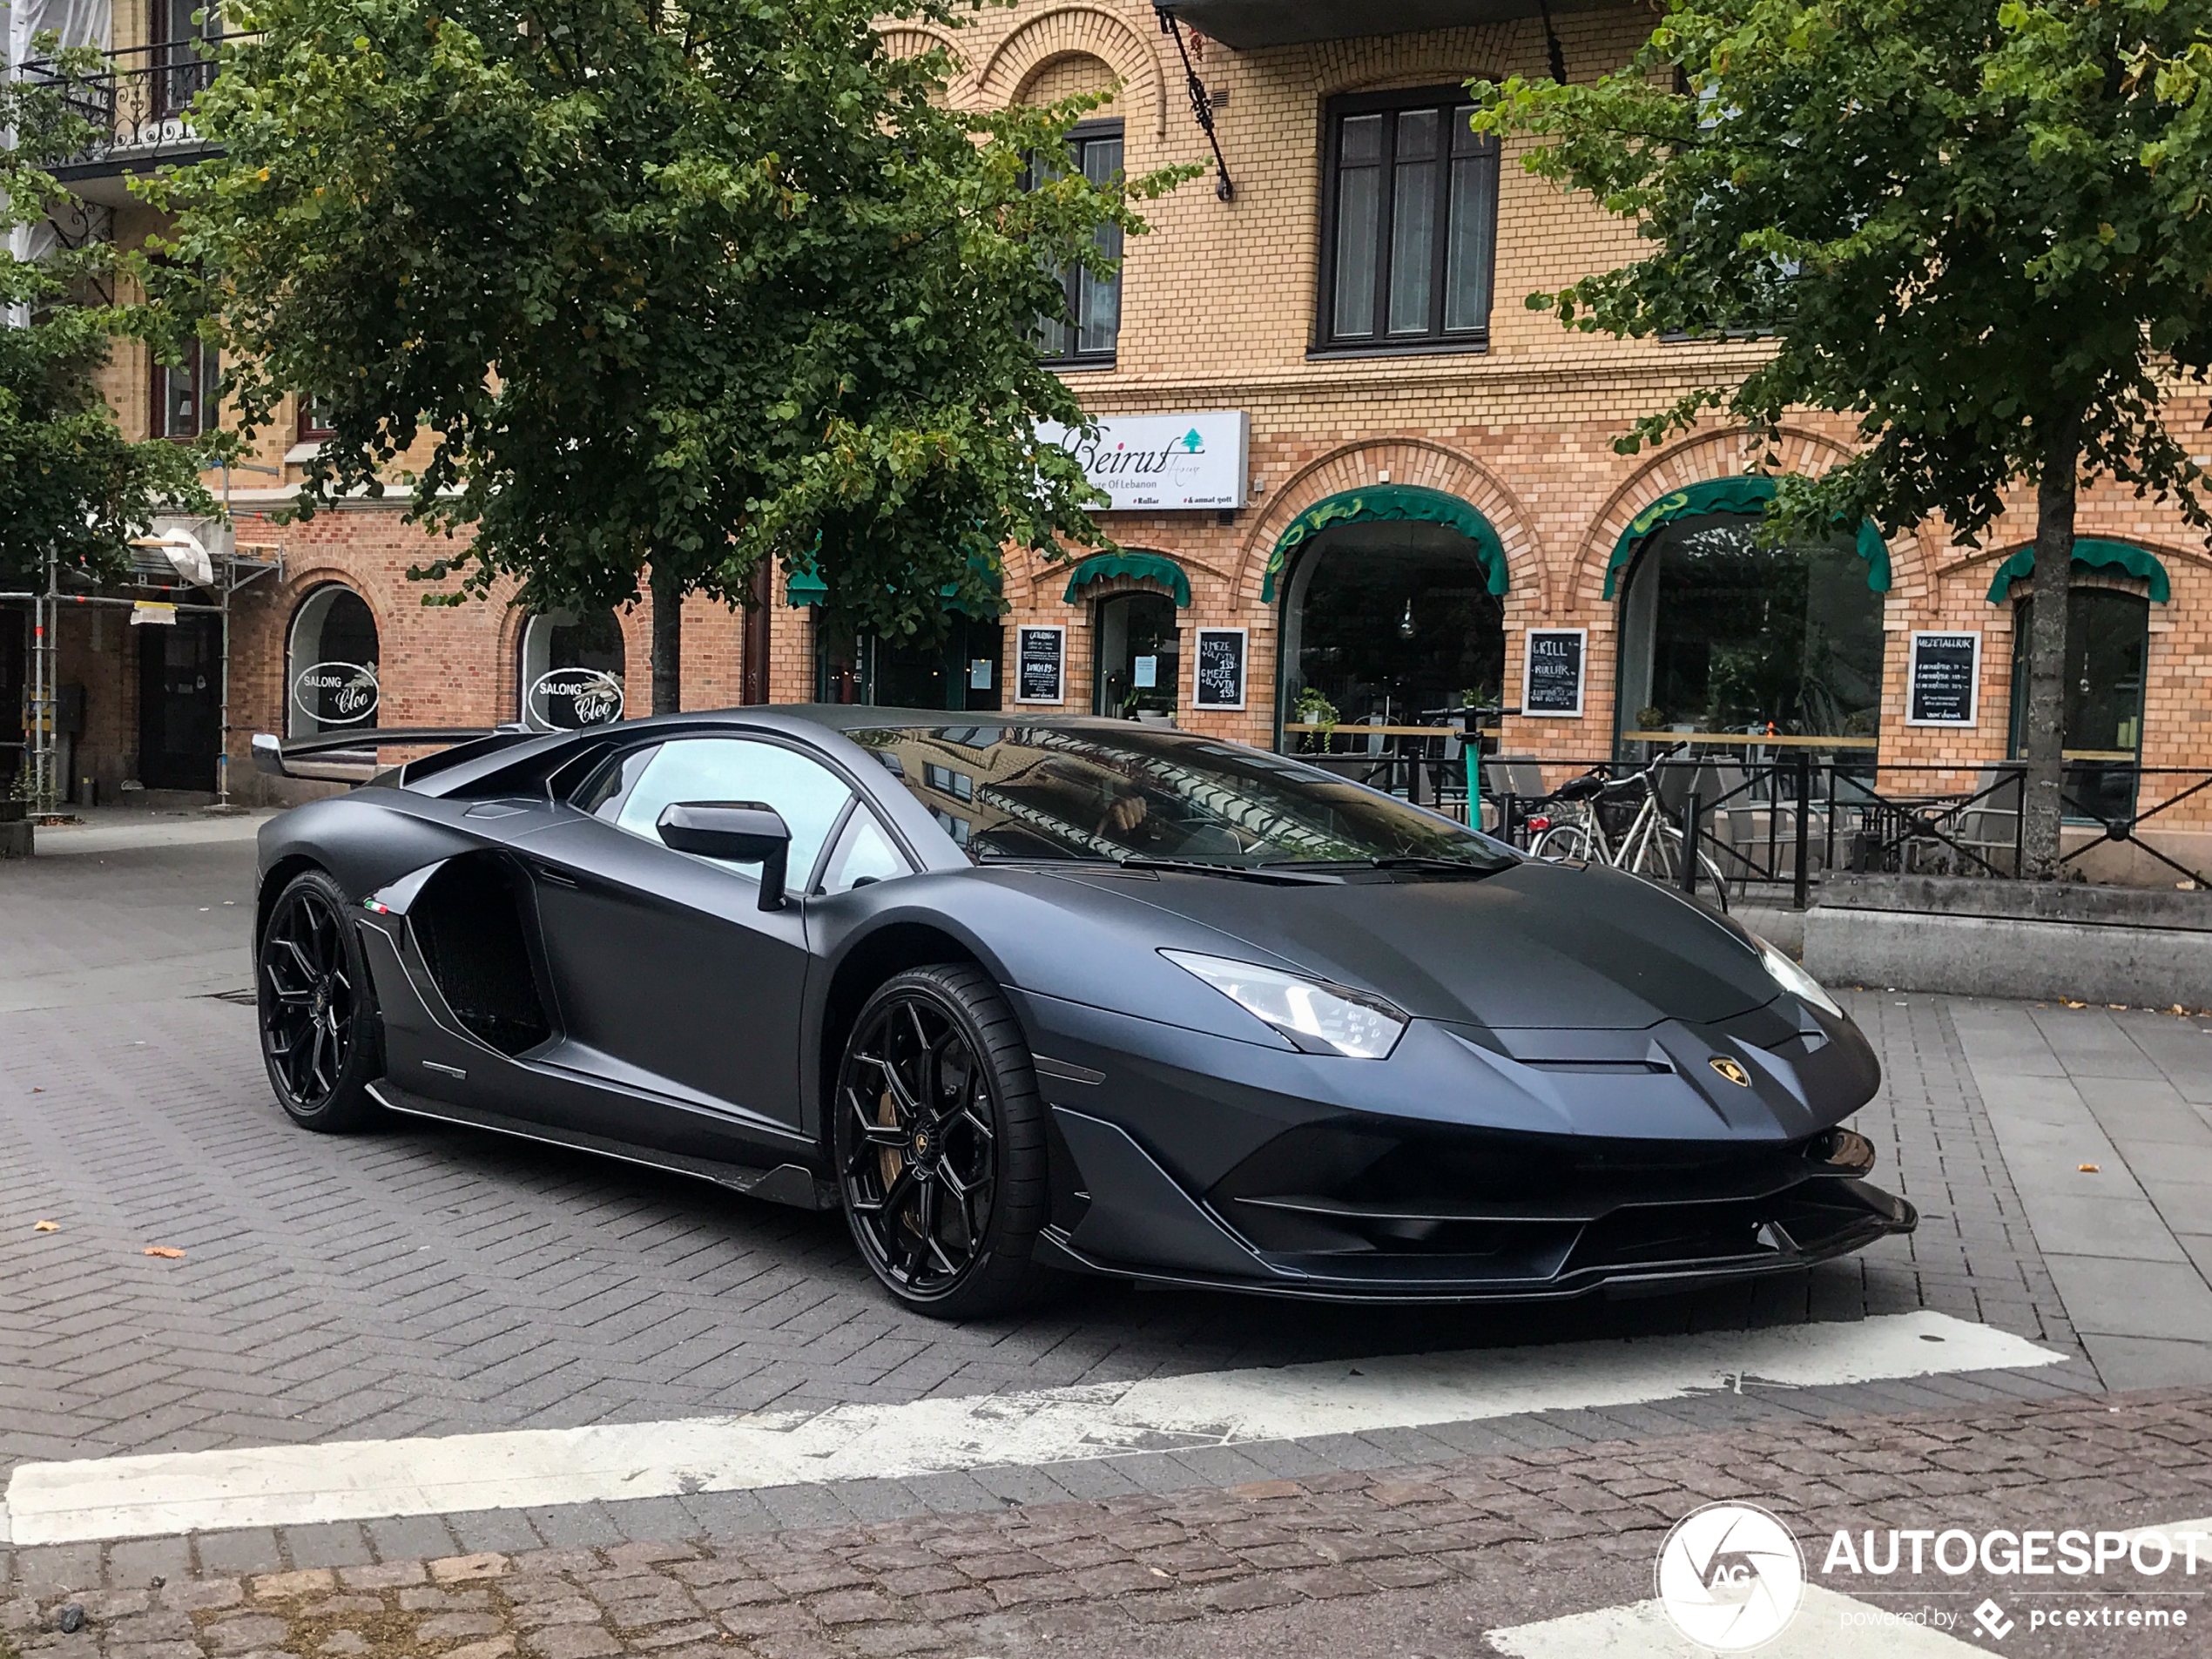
146 0 1192 651
0 37 219 589
1292 685 1339 735
1471 0 2212 548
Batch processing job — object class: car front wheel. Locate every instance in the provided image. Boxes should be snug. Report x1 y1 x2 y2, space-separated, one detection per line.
258 868 383 1131
834 964 1058 1318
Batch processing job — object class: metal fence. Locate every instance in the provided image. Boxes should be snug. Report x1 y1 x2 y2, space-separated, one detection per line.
1282 725 2212 907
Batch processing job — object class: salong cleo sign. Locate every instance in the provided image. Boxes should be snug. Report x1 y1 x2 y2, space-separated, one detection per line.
1036 413 1250 510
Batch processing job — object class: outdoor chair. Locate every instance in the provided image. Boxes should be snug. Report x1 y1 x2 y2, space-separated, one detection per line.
1952 765 2025 876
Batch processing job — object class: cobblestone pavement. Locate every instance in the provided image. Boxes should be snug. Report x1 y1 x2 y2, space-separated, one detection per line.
5 1391 2210 1659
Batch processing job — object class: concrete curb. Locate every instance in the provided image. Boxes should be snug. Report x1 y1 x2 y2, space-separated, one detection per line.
1804 875 2212 1005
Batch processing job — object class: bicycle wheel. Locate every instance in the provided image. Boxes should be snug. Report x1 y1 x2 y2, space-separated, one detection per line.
1630 827 1731 913
1530 821 1596 862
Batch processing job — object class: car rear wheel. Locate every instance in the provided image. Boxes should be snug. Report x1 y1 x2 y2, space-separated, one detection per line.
834 965 1058 1318
258 869 383 1132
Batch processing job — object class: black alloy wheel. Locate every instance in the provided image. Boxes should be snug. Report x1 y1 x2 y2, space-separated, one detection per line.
834 965 1056 1317
258 868 382 1131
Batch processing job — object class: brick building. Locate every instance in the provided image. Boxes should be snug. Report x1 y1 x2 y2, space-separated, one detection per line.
10 0 2209 869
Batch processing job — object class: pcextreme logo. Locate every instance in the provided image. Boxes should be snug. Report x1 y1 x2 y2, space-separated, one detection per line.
1655 1501 1806 1650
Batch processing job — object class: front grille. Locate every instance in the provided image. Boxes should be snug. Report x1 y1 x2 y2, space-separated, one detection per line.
1207 1120 1892 1280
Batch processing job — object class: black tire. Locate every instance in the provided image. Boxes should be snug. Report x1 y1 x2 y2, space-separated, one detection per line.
257 868 384 1131
833 964 1059 1318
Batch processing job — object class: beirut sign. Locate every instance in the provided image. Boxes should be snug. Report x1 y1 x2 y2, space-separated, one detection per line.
1036 412 1250 510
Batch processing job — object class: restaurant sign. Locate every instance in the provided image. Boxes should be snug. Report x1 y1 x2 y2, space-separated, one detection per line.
1036 412 1250 510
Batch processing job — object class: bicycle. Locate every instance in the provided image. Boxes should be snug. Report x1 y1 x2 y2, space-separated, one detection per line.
1522 746 1731 911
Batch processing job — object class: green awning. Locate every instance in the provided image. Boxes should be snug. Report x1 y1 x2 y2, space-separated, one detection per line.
1062 551 1191 607
786 550 1006 616
1262 485 1507 604
1984 538 2171 604
1600 476 1893 598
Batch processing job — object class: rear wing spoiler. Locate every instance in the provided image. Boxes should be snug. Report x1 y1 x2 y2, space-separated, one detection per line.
251 726 533 782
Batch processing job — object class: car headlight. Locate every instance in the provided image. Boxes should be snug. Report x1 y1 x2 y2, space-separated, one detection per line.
1161 950 1409 1059
1754 934 1843 1020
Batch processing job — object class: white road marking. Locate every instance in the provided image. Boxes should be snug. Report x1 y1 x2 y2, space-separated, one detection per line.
0 1310 2059 1546
1485 1584 1981 1656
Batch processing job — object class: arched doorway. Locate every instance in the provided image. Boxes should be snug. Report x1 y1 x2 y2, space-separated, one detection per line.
1612 509 1885 769
518 608 627 730
285 584 381 740
1093 590 1180 719
1269 487 1508 744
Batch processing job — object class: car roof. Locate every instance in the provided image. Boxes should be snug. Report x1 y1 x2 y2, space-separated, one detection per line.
778 705 1162 735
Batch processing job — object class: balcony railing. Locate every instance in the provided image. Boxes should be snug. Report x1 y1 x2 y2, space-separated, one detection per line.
23 40 220 176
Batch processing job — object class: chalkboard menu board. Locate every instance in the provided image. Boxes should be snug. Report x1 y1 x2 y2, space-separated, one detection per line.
1521 629 1587 718
1193 628 1248 711
1906 631 1981 726
1014 625 1065 705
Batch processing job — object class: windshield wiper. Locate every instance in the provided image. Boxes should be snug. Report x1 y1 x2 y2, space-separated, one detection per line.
1116 857 1340 885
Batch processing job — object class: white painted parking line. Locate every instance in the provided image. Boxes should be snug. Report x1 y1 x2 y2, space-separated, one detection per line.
0 1311 2060 1546
1485 1584 1980 1656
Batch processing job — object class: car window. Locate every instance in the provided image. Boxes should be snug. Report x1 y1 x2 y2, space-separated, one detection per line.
609 738 853 884
846 725 1516 870
817 808 912 895
579 745 660 820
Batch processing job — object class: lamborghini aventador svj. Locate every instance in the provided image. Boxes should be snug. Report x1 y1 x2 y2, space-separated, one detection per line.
250 708 1914 1317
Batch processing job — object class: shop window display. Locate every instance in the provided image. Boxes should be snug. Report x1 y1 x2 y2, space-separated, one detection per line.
1613 512 1884 768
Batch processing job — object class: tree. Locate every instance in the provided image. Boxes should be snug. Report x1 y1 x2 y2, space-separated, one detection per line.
149 0 1187 711
2 37 216 591
1474 0 2212 876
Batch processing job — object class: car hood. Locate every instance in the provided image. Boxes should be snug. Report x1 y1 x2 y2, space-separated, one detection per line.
1042 859 1777 1031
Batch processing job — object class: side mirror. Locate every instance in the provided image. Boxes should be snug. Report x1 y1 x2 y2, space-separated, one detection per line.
251 733 290 779
657 801 792 911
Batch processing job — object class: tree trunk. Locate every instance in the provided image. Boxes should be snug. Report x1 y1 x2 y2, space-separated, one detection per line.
742 558 772 705
650 563 683 716
2020 412 2082 880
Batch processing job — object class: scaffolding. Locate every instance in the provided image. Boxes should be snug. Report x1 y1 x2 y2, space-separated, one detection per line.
6 525 282 818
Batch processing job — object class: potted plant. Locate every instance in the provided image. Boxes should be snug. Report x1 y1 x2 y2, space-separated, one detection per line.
1293 687 1340 752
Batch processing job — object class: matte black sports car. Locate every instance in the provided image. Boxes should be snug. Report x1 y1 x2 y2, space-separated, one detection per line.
251 708 1914 1317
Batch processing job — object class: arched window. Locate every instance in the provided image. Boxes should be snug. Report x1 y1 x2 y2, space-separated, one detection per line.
519 609 627 730
2007 584 2149 821
1614 512 1883 766
286 584 380 740
1278 519 1505 737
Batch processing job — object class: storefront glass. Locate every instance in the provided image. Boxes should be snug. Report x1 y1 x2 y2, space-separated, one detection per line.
1277 520 1504 737
518 608 626 729
286 584 381 740
2008 586 2148 821
1093 591 1179 719
815 617 1003 712
1614 512 1883 765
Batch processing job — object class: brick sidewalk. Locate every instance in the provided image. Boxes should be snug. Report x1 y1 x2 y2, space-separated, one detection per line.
9 1390 2212 1659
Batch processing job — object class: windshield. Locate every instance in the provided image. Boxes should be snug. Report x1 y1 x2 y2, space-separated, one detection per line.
848 724 1517 870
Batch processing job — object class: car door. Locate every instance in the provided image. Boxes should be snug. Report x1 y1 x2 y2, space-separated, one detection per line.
519 733 855 1160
